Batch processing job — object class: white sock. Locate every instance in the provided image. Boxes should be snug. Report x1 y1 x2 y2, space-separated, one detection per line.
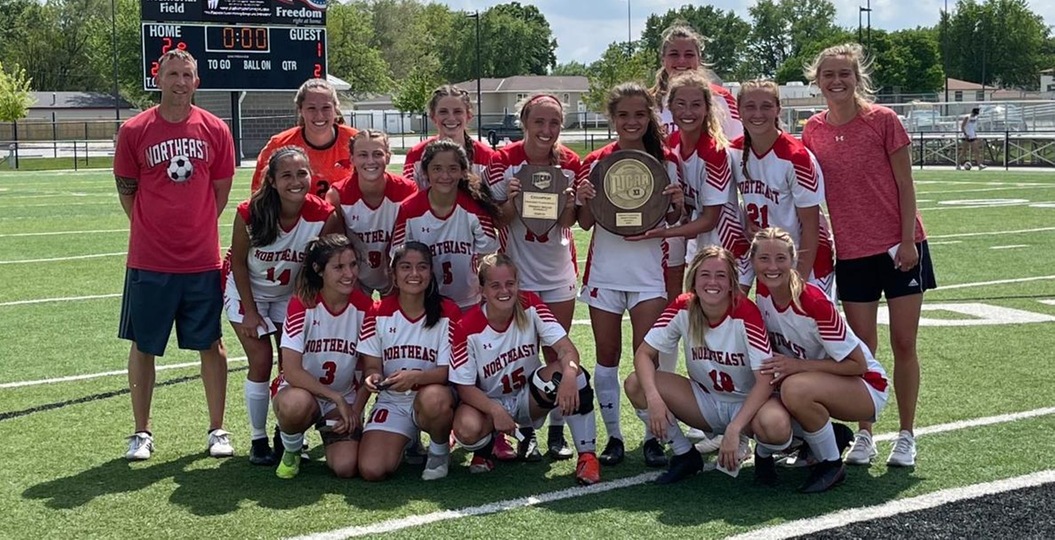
634 408 656 441
593 364 622 441
657 350 678 373
280 431 304 453
635 408 691 455
803 422 841 462
755 432 793 458
565 373 597 453
428 441 449 456
548 407 565 427
244 379 270 441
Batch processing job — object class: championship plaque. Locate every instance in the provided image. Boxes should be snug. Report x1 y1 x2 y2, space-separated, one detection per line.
513 164 569 237
587 149 670 236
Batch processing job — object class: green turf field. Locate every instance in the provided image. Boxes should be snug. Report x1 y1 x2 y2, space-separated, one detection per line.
1 167 1054 539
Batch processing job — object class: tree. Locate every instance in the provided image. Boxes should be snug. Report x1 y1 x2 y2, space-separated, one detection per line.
366 0 453 84
749 0 841 78
551 61 590 77
0 62 35 122
439 2 558 82
583 42 652 113
327 1 392 97
947 0 1050 89
392 69 439 115
639 6 751 81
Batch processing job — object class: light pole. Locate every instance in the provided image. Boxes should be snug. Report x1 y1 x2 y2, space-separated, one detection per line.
467 11 482 141
858 6 872 47
627 0 632 57
975 20 986 99
111 0 120 121
943 0 949 105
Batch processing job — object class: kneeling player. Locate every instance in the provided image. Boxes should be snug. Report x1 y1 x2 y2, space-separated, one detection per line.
273 234 374 479
357 242 461 481
449 254 600 485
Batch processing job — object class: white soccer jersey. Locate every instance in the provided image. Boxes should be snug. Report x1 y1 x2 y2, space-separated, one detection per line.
755 282 889 392
670 131 750 259
730 133 834 279
580 143 682 292
228 194 333 302
488 142 580 292
356 295 461 405
332 172 418 292
403 136 494 191
280 290 374 398
659 83 743 141
645 293 772 402
390 190 500 309
449 292 566 398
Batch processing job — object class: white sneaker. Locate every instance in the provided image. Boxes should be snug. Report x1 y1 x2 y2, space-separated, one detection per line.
421 451 450 481
207 429 235 458
126 432 154 461
701 434 751 471
693 433 724 454
887 430 917 467
845 429 877 465
684 427 708 441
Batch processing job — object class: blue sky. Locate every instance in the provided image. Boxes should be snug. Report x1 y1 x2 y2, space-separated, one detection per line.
437 0 1054 65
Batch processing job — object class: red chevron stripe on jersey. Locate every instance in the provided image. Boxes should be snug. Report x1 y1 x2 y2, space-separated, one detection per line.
284 309 306 338
794 159 819 192
358 313 377 340
706 148 733 191
816 303 848 341
744 321 772 354
717 205 751 257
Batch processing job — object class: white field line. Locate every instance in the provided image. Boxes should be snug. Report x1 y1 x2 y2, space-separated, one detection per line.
0 293 121 307
0 252 125 264
0 201 112 209
290 407 1055 539
920 201 1034 211
728 469 1055 540
0 229 127 238
0 356 248 389
990 244 1029 250
938 275 1055 290
928 226 1055 239
928 240 962 245
917 185 1055 195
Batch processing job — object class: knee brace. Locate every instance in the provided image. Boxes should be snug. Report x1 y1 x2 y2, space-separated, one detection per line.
530 367 561 409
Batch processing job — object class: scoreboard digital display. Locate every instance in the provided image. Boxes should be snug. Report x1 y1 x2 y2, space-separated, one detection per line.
140 0 327 92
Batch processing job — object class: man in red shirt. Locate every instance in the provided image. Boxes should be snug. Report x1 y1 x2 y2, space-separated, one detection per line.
113 50 236 461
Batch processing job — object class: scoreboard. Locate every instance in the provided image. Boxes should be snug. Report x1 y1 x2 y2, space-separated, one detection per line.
140 0 327 91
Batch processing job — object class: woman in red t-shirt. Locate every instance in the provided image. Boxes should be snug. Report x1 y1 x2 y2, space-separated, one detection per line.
801 43 936 469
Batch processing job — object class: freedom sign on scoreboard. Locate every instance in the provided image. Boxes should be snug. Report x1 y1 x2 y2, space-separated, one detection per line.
141 0 327 91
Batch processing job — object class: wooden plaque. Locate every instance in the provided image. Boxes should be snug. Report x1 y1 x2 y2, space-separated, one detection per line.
513 164 569 237
587 149 670 236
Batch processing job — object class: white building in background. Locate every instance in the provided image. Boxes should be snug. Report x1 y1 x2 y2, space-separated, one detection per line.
723 81 819 100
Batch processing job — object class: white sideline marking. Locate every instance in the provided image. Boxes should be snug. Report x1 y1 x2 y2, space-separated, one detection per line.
990 244 1028 250
0 293 121 307
0 229 127 238
928 240 962 245
0 356 248 389
939 275 1055 290
928 226 1055 239
727 469 1055 540
291 408 1055 539
0 252 125 264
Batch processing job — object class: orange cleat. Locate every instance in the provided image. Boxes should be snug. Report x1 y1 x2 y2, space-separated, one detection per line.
575 452 601 485
493 433 517 461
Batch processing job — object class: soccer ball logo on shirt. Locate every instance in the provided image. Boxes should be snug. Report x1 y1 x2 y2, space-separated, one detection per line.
167 155 194 183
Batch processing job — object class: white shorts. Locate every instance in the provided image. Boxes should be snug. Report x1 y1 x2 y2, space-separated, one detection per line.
685 238 698 267
528 282 578 304
495 391 544 429
665 237 686 268
690 380 745 433
364 399 419 440
275 379 355 419
578 286 665 314
863 378 889 423
223 288 287 337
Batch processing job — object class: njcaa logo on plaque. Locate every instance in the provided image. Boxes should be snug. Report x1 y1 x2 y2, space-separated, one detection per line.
604 159 653 210
531 171 552 190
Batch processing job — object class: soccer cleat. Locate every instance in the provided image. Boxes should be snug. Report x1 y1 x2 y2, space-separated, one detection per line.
547 425 574 460
834 423 855 456
684 426 708 441
575 452 601 485
642 438 668 468
469 454 495 474
275 450 301 479
955 165 962 170
517 429 542 462
421 452 450 481
126 432 154 461
693 432 724 454
754 451 779 487
978 163 987 170
207 429 235 458
799 458 846 493
493 433 517 461
887 430 917 467
655 447 703 485
844 429 877 465
598 436 625 466
404 439 426 466
249 437 277 466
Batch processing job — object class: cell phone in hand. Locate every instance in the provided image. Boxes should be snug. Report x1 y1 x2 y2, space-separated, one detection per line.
314 419 337 433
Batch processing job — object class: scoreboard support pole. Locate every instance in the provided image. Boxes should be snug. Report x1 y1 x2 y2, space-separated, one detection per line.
231 91 242 168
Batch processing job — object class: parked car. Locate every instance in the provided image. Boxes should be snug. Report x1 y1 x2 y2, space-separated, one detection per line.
977 104 1027 132
480 114 523 146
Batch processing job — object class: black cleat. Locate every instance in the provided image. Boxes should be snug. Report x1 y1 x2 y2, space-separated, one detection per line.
753 451 779 486
799 458 846 493
249 437 277 466
272 426 283 458
833 422 855 456
404 439 426 466
517 428 542 462
642 438 668 468
546 425 574 460
655 447 703 484
598 436 625 466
